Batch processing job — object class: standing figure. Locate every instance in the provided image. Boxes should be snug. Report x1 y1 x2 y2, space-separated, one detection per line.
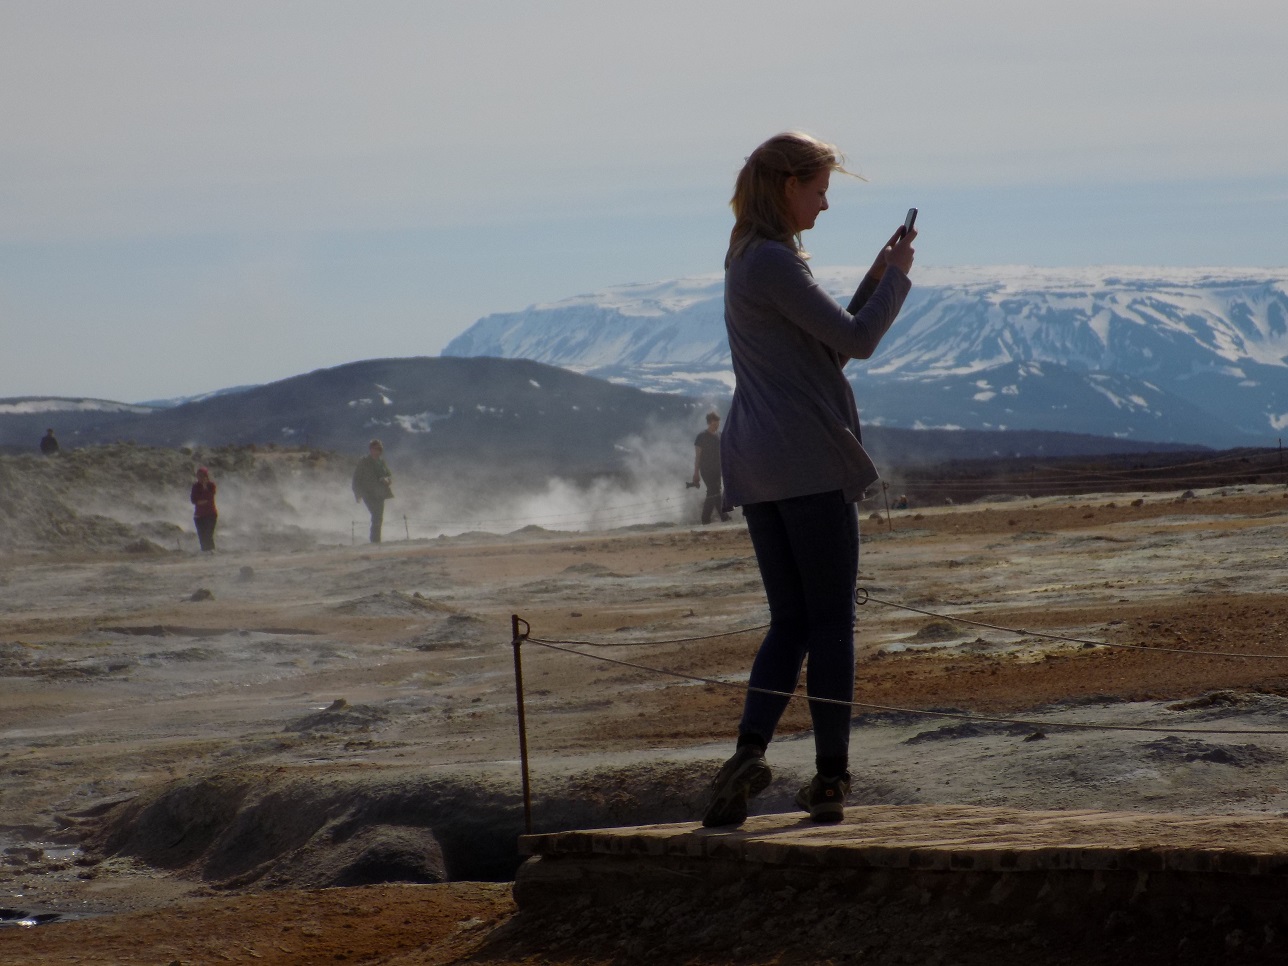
40 428 59 455
691 412 731 524
702 132 916 827
351 439 393 543
190 467 218 552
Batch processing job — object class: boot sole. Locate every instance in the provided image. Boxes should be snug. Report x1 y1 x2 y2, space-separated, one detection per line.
702 759 772 827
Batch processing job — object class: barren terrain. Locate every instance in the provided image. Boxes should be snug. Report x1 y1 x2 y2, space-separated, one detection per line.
5 446 1288 963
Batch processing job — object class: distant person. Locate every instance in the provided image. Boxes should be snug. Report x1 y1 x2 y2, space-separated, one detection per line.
691 412 731 524
40 428 59 455
190 467 218 552
351 439 393 543
701 132 915 827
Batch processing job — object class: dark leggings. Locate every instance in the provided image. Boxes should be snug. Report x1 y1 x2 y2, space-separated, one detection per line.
738 490 859 772
701 481 726 524
363 496 385 543
194 515 217 552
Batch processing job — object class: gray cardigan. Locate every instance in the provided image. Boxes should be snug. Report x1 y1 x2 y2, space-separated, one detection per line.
721 238 911 509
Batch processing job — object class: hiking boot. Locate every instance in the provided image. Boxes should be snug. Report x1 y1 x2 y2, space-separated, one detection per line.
795 772 850 823
701 746 772 827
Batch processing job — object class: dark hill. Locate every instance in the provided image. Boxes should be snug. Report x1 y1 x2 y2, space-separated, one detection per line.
2 357 1208 478
1 357 701 478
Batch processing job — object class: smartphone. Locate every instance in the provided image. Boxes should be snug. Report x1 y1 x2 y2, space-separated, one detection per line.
900 207 918 237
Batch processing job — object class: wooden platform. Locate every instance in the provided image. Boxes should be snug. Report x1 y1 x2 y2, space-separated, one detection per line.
519 804 1288 876
513 805 1288 962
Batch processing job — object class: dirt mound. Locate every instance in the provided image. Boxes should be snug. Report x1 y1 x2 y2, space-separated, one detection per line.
1143 735 1284 767
411 612 490 650
81 771 457 889
73 761 715 894
285 699 390 733
331 590 455 616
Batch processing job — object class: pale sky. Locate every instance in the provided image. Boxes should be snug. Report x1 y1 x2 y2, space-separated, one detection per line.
3 0 1286 401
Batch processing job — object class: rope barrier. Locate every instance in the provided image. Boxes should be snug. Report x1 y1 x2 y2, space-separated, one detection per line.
505 508 1288 824
533 628 762 651
530 588 1288 663
512 586 1288 737
515 626 1288 737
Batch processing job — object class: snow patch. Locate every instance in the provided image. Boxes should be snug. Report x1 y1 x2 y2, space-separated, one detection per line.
394 408 453 434
0 398 155 415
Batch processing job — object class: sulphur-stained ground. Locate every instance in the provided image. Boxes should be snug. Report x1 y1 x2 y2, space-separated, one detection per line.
5 447 1288 964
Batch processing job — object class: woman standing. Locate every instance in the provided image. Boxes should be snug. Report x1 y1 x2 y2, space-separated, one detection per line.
702 132 916 826
191 466 218 552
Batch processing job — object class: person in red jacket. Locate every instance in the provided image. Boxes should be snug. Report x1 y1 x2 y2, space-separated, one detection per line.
190 467 218 552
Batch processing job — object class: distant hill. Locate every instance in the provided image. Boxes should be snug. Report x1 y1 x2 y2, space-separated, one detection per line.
0 357 700 478
444 266 1288 449
2 356 1209 476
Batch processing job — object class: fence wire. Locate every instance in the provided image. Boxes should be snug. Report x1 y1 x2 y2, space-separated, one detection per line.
512 584 1288 736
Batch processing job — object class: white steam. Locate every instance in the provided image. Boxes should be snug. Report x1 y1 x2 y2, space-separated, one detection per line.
11 415 724 554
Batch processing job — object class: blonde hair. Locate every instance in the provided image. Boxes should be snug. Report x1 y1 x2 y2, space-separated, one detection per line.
726 132 857 267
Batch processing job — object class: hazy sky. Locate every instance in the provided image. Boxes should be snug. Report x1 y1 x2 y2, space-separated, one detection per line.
3 0 1286 402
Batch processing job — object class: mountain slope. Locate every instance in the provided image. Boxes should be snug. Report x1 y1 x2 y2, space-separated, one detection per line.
444 267 1288 447
0 357 699 476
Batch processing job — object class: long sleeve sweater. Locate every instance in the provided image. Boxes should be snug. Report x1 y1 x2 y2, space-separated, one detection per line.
190 481 217 519
720 238 911 508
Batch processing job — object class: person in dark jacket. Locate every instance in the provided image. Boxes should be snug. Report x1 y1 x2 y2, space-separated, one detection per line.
351 439 393 543
40 428 59 455
701 132 916 828
190 467 218 552
691 412 731 524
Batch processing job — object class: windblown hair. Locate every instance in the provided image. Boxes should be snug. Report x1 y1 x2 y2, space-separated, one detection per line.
726 132 854 267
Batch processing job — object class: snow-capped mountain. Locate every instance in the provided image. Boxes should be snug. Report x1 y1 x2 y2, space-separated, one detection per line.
444 267 1288 448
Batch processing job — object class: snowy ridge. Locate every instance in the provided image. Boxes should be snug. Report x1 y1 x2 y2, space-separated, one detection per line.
0 398 158 416
444 266 1288 447
869 267 1288 377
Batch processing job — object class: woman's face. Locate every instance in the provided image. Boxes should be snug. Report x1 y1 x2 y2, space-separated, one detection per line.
785 170 830 233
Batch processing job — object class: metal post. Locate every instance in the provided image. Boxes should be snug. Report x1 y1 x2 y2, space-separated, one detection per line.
881 481 892 531
511 614 533 834
404 514 410 540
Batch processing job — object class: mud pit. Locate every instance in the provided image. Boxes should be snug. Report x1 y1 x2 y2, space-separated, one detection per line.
5 470 1288 964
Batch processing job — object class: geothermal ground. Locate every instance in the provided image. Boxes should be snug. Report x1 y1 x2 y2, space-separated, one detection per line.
4 447 1288 963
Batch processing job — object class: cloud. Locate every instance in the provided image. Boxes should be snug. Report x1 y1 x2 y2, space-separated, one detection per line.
4 0 1284 243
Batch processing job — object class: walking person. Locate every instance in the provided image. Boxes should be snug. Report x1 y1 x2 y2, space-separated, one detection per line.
702 132 917 826
190 467 218 552
691 412 731 524
351 439 394 543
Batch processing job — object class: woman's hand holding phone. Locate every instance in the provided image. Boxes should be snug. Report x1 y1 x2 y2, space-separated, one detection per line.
866 208 918 281
885 223 916 276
